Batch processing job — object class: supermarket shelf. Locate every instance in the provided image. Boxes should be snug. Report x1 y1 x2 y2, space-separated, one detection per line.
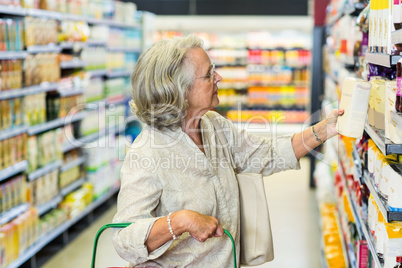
107 47 142 53
0 6 141 29
365 53 401 68
60 177 85 197
0 160 28 183
106 70 131 78
60 157 85 173
333 208 351 268
248 82 309 87
360 221 383 268
86 40 107 46
0 4 26 15
37 195 63 216
364 121 402 155
327 2 366 26
26 8 62 19
27 160 63 182
59 42 86 50
233 122 305 136
351 181 383 267
363 172 402 222
0 50 28 59
27 44 62 54
5 186 120 268
85 99 106 108
0 83 60 101
57 88 84 97
0 203 30 226
28 111 87 136
338 162 363 240
62 129 107 153
60 60 86 69
87 69 108 77
0 125 28 141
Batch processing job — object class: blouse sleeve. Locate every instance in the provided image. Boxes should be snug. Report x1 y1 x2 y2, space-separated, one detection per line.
112 149 173 265
210 112 300 176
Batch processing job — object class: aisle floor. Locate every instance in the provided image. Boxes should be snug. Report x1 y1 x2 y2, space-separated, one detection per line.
43 158 320 268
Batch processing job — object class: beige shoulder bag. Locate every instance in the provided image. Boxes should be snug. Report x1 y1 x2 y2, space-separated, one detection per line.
206 113 274 265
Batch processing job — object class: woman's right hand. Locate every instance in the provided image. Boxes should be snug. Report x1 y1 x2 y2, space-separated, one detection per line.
179 210 224 242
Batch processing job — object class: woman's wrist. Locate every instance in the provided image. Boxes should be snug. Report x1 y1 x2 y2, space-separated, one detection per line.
168 210 189 238
313 120 328 143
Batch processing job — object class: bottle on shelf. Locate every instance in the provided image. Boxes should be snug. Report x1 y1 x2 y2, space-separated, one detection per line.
396 59 402 112
394 256 402 268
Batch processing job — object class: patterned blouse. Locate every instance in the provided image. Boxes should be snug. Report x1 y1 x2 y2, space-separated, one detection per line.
112 111 300 267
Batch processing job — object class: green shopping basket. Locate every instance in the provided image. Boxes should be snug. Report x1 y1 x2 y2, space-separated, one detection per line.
91 223 237 268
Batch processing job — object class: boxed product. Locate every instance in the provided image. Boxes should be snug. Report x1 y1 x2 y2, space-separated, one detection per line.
388 164 402 211
336 77 372 138
385 81 397 140
383 222 402 268
389 111 402 144
371 78 386 130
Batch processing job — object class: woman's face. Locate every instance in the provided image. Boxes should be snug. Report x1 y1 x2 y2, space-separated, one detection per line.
186 47 222 115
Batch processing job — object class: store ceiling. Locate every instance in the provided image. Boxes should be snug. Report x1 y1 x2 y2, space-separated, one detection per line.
124 0 308 16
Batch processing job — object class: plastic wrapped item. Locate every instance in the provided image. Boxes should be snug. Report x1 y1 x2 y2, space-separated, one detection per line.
59 21 90 43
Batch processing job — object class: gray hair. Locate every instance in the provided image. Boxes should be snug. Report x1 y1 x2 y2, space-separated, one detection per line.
129 35 204 130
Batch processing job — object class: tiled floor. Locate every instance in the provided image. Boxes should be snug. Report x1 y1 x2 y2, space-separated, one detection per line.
42 158 321 268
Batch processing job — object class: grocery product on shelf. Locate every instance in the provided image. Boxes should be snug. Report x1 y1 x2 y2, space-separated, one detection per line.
226 110 309 124
106 52 137 72
59 20 90 43
105 77 130 100
24 17 58 47
59 183 93 219
0 98 24 130
0 134 27 170
84 134 122 198
0 59 23 91
23 93 46 126
39 208 68 238
27 129 62 172
0 175 26 215
46 94 85 120
0 17 24 51
113 1 137 25
79 107 105 137
88 25 108 43
0 208 39 268
29 170 59 206
108 27 142 49
82 46 107 71
209 48 248 66
24 53 61 87
84 77 104 103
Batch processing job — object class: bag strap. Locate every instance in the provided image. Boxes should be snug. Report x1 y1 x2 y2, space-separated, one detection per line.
205 112 236 171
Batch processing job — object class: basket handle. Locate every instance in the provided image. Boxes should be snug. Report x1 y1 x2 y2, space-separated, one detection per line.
91 223 237 268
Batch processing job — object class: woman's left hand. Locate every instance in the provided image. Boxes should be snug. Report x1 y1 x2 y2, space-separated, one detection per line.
323 109 344 140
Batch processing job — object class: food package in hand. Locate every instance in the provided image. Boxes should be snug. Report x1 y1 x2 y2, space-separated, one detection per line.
336 77 372 138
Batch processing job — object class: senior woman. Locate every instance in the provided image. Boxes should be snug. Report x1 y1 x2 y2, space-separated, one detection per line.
113 35 342 267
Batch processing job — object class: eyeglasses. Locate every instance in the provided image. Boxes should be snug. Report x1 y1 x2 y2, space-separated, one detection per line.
196 62 216 82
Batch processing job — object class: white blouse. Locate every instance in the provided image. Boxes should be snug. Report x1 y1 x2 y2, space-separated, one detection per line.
112 111 300 267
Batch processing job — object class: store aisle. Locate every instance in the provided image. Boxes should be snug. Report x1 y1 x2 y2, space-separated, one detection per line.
43 157 320 268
